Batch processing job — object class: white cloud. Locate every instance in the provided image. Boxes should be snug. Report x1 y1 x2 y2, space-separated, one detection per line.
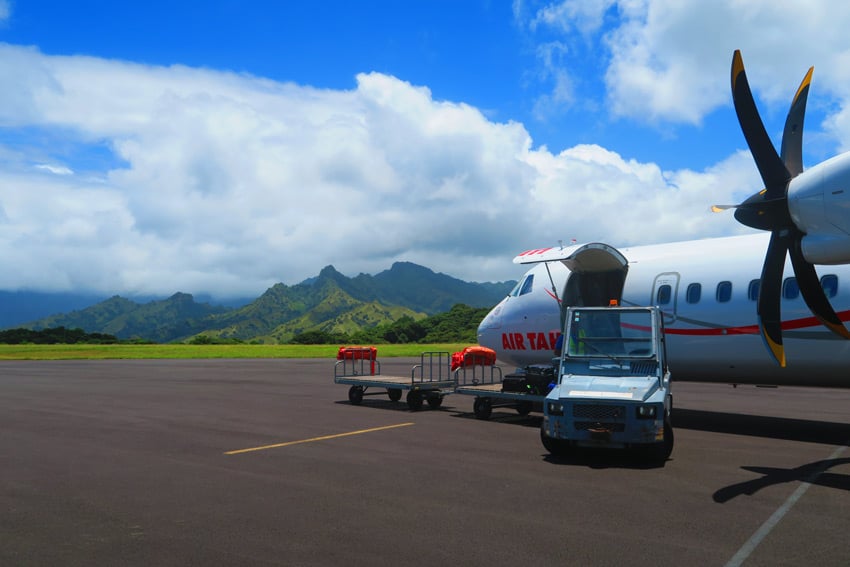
0 44 761 297
0 0 9 23
35 163 74 175
530 0 615 36
521 0 850 131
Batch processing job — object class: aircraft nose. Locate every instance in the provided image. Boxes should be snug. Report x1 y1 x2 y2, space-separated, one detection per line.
477 303 503 348
479 302 503 330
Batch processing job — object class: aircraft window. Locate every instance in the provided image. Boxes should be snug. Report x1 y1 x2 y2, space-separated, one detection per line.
509 275 534 297
716 281 732 303
509 280 522 297
685 283 701 304
782 277 800 300
656 284 672 305
748 279 760 301
519 274 534 296
821 274 838 298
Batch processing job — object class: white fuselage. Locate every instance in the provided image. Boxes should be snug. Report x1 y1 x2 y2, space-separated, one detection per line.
477 234 850 387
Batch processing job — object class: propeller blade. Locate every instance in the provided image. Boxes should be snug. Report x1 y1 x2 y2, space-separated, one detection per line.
731 50 791 196
789 236 850 339
728 51 841 365
779 66 813 177
711 205 737 213
757 231 790 367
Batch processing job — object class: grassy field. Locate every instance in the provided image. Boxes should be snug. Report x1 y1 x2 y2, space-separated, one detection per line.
0 343 473 360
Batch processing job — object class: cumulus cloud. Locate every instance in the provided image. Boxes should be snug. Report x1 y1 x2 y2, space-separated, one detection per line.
523 0 850 130
0 42 761 298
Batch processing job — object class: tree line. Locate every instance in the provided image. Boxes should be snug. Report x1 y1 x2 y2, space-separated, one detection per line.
0 327 121 344
1 304 492 345
288 303 491 345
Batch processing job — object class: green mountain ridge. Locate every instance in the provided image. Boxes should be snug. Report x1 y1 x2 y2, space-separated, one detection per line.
20 263 515 343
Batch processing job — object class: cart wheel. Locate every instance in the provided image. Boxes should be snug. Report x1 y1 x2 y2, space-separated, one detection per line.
387 388 402 402
348 386 364 405
406 391 423 411
516 401 533 416
427 395 443 409
540 424 569 457
473 397 492 420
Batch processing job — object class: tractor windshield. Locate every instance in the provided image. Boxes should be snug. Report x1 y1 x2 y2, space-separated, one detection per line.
566 308 655 359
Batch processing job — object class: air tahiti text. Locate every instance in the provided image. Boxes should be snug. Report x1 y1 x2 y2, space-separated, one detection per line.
501 331 561 351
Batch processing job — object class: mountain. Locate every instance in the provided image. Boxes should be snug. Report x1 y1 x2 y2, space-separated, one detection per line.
0 290 251 329
13 263 515 343
360 261 511 314
26 293 230 343
192 263 512 342
0 291 114 328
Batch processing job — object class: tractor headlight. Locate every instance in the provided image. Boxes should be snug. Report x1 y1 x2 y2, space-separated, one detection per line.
547 402 565 416
636 405 657 419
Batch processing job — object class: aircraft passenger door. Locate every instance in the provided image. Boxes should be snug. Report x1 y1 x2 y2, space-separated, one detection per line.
651 272 680 325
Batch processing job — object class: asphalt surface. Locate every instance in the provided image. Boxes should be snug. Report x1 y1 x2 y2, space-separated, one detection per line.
3 358 850 566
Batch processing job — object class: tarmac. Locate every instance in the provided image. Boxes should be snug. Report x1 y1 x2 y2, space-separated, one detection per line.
3 357 850 566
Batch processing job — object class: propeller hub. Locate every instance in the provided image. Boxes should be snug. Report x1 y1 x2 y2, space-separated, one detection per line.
733 193 792 232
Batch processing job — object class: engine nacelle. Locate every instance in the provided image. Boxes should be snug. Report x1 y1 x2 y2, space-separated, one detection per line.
800 234 850 265
789 151 850 264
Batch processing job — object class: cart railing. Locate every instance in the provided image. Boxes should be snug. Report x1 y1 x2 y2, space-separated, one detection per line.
410 351 453 385
334 347 382 378
453 352 503 387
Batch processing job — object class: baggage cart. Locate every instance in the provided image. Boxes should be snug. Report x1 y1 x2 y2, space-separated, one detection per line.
452 350 551 420
334 348 455 411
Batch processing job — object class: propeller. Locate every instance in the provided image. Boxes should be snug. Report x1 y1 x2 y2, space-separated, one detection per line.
723 50 850 366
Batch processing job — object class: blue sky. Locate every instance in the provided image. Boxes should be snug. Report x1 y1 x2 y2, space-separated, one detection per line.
2 1 850 298
0 1 753 169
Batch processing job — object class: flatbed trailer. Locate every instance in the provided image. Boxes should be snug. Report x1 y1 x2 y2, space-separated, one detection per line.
334 349 455 411
453 358 548 420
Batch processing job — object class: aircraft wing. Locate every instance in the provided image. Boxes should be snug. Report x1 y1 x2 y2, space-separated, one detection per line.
513 242 628 273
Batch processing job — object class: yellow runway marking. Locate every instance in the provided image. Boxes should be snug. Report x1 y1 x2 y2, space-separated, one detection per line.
224 422 415 455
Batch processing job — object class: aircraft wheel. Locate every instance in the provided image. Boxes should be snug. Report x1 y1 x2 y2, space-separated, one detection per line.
348 386 364 405
473 397 492 420
406 391 423 411
387 388 402 402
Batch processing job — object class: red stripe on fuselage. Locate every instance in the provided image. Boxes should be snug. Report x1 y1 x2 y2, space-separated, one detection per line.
625 310 850 336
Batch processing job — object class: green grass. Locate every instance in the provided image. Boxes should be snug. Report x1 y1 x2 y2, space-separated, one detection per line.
0 343 473 360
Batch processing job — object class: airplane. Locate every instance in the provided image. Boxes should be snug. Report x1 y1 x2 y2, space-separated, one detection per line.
477 50 850 388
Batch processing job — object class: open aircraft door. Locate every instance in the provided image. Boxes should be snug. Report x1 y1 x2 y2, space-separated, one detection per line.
514 242 629 309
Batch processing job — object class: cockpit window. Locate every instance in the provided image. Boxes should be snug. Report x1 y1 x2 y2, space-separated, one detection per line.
510 274 534 297
519 274 534 296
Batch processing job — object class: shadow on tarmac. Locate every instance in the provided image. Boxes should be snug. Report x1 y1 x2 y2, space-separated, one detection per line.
449 410 543 428
674 408 850 446
541 448 668 470
713 457 850 502
677 408 850 501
